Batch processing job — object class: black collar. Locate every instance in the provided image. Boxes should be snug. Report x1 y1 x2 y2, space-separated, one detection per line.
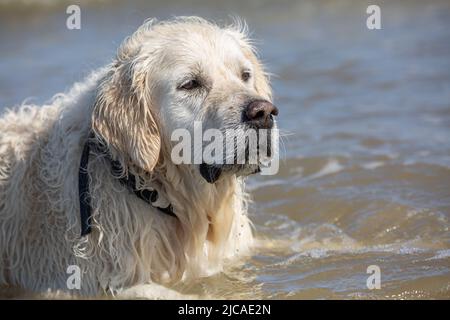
78 133 177 237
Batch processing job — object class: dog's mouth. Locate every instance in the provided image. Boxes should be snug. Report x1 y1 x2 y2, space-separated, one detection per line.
198 128 276 183
199 163 223 183
199 163 261 183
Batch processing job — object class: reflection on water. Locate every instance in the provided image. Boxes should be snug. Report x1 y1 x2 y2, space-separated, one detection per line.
1 0 449 299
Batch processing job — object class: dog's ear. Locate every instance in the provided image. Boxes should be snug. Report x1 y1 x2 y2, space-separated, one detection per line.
92 60 161 173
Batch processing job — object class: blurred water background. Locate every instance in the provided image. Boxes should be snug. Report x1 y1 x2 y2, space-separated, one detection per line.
1 0 449 299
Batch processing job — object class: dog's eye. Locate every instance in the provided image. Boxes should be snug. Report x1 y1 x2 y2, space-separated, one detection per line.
242 71 251 82
179 79 200 90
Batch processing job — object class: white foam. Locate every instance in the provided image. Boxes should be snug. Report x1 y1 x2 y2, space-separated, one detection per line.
308 159 343 179
270 249 330 267
427 249 450 260
361 161 384 170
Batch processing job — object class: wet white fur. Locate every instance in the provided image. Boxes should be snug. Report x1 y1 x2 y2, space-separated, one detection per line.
0 17 272 298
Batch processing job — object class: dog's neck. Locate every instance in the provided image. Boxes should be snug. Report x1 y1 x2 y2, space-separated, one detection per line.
153 157 242 259
93 138 245 267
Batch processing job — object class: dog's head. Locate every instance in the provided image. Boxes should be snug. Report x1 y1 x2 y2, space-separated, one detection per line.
92 17 278 183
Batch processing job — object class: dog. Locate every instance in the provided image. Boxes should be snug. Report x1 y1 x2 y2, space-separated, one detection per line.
0 17 278 298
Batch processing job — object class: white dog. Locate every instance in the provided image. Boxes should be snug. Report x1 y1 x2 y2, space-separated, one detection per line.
0 17 278 298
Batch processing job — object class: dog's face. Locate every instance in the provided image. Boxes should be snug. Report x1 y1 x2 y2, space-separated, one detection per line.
93 18 278 183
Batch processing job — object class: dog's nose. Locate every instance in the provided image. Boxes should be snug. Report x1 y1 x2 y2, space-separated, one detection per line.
243 100 279 129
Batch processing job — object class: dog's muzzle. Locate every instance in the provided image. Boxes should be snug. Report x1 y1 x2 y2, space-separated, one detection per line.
199 163 261 184
199 100 279 184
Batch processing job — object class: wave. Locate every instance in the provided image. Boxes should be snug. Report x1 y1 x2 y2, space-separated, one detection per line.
307 159 344 179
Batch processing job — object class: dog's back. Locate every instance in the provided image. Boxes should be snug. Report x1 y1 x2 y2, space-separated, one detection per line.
0 103 60 290
0 70 103 294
